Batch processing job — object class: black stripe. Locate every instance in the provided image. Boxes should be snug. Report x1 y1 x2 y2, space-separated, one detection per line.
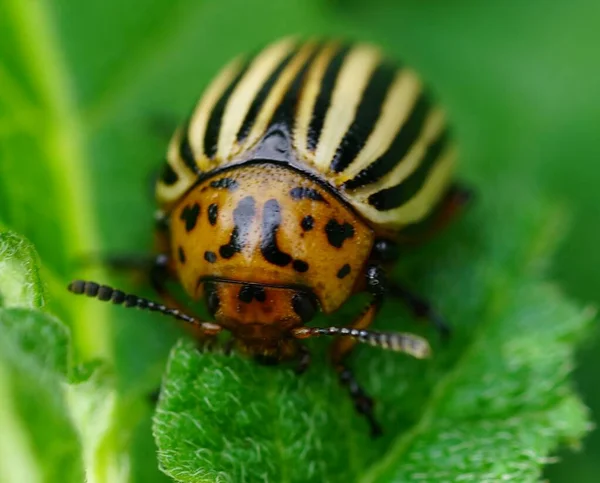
330 61 397 173
342 92 431 190
367 129 450 211
179 123 200 174
306 44 352 152
203 60 252 159
270 44 323 128
159 161 178 185
236 47 300 143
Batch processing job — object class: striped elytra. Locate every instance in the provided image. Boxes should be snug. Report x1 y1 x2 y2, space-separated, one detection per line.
156 37 455 229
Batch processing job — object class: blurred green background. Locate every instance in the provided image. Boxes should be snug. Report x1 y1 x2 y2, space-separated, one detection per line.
1 0 599 480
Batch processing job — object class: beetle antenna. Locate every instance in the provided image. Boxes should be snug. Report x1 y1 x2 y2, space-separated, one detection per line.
67 280 221 334
292 326 431 359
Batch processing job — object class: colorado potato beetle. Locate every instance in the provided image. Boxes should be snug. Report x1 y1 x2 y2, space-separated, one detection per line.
69 37 469 435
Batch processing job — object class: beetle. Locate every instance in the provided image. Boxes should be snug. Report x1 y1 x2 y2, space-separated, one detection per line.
69 37 469 435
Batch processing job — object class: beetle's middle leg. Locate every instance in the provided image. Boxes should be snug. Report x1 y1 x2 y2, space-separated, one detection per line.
330 264 387 437
370 238 451 339
387 281 450 339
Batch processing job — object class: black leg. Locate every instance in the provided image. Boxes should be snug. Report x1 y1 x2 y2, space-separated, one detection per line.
331 264 387 436
77 253 156 273
223 337 236 356
149 254 170 292
387 281 451 339
371 239 400 263
295 344 311 375
253 354 280 366
148 387 161 405
291 264 433 435
339 366 382 437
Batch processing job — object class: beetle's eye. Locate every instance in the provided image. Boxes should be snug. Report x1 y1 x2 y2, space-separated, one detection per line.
292 292 317 323
204 282 220 316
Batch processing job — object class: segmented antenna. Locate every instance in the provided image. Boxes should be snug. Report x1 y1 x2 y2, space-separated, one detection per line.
292 326 431 359
67 280 221 335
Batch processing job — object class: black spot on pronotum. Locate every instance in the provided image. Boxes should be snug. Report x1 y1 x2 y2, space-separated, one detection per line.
219 196 256 259
289 187 327 203
219 245 235 259
300 215 314 231
261 199 293 267
238 285 267 304
159 162 178 185
210 178 239 191
180 203 201 232
325 219 355 248
204 251 217 263
292 260 309 273
292 292 317 323
337 263 351 279
178 246 186 264
208 203 219 226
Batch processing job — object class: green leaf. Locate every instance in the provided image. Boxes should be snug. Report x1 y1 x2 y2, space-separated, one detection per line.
0 230 142 482
0 328 84 483
0 233 84 483
154 186 594 482
0 231 46 309
65 364 134 483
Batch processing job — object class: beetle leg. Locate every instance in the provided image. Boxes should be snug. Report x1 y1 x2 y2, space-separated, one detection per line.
338 365 381 437
331 265 387 362
295 344 311 375
387 281 450 339
330 264 387 437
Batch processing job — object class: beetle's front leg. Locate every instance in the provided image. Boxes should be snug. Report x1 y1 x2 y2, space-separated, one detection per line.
294 343 311 375
387 281 451 339
330 264 387 437
371 238 451 339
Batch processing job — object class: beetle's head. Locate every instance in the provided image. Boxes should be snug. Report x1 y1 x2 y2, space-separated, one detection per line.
200 280 318 355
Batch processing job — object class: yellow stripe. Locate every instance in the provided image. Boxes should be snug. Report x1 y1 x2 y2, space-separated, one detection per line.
240 42 319 154
355 108 446 197
156 127 197 208
217 37 297 161
188 56 246 170
313 45 381 172
356 145 456 227
293 42 340 163
334 69 422 183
